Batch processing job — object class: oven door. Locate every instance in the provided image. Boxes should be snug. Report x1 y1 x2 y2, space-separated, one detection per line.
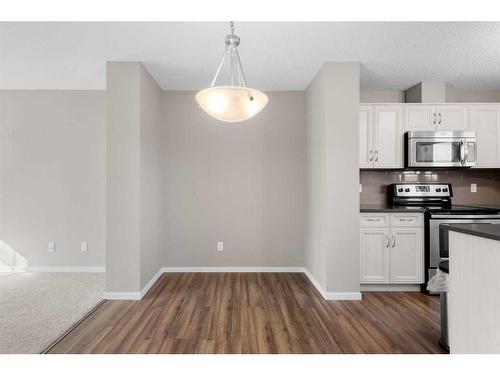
408 137 465 167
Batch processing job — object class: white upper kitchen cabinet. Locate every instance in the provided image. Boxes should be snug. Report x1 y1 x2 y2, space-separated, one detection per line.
373 105 403 168
359 104 403 169
405 104 436 131
359 105 373 168
360 228 391 283
470 104 500 168
390 228 423 283
435 104 469 130
405 104 469 131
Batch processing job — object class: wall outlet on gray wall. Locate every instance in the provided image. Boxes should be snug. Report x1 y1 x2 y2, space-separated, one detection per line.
48 242 55 252
217 242 223 252
471 183 477 193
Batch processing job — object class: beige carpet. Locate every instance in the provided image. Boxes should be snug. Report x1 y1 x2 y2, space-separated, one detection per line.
0 272 104 353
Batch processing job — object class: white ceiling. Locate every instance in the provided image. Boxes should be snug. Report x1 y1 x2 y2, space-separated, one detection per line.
1 22 500 91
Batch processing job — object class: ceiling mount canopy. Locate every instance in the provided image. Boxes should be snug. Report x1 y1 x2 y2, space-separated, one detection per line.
195 21 268 123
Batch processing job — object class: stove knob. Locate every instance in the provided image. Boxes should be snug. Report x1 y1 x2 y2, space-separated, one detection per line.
398 188 403 192
443 188 448 192
404 188 410 192
436 188 441 192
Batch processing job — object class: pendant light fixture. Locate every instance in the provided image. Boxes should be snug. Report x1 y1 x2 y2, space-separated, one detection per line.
195 22 268 123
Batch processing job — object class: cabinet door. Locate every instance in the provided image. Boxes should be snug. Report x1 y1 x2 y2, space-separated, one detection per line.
470 105 500 168
360 228 390 283
405 105 436 131
359 106 373 168
373 105 403 168
390 228 423 283
435 104 468 130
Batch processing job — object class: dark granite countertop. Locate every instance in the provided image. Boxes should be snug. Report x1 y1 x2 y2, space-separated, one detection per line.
440 223 500 242
474 204 500 210
360 204 427 213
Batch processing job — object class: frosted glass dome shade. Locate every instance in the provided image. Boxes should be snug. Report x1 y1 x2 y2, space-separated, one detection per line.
195 86 268 123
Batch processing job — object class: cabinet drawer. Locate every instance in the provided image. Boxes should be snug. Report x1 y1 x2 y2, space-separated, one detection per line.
360 213 390 227
390 213 423 227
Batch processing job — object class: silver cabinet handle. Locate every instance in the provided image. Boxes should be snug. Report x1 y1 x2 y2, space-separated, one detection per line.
374 150 379 162
399 218 413 222
369 150 373 161
438 112 442 125
392 235 396 247
366 218 380 222
385 235 390 247
433 113 437 125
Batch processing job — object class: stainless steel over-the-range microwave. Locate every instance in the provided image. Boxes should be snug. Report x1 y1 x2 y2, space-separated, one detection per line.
404 131 477 168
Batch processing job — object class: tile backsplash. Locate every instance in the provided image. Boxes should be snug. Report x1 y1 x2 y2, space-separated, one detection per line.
360 169 500 206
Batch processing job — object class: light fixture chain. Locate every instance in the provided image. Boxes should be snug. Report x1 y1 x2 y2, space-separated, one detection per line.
234 47 246 87
210 46 228 87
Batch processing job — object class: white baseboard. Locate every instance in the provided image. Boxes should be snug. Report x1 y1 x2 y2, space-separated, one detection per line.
140 268 164 298
27 266 105 273
161 266 305 273
104 266 362 301
324 292 363 300
104 267 165 301
103 292 141 300
361 284 421 292
0 266 27 273
303 268 327 299
303 268 362 301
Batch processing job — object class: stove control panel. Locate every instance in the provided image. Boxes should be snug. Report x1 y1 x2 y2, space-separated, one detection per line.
393 184 452 198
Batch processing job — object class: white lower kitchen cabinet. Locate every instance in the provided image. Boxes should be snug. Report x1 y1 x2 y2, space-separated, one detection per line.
360 213 424 285
360 228 390 283
390 228 423 283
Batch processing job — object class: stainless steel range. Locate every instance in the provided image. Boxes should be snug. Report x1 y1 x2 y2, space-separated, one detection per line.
389 182 500 287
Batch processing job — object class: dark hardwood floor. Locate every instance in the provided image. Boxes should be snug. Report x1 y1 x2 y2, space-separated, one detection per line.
47 273 447 354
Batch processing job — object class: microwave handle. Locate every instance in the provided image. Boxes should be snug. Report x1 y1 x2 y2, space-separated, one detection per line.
460 140 466 165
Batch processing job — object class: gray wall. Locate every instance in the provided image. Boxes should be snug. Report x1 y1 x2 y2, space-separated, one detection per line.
106 62 141 293
324 63 360 293
305 67 328 288
0 90 106 268
306 62 360 294
446 88 500 103
361 87 500 104
161 91 306 267
106 62 164 294
360 90 404 103
139 65 163 288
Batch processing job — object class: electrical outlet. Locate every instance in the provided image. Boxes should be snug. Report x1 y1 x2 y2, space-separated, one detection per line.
81 241 88 252
48 242 55 252
217 241 224 252
359 184 362 193
471 183 477 193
